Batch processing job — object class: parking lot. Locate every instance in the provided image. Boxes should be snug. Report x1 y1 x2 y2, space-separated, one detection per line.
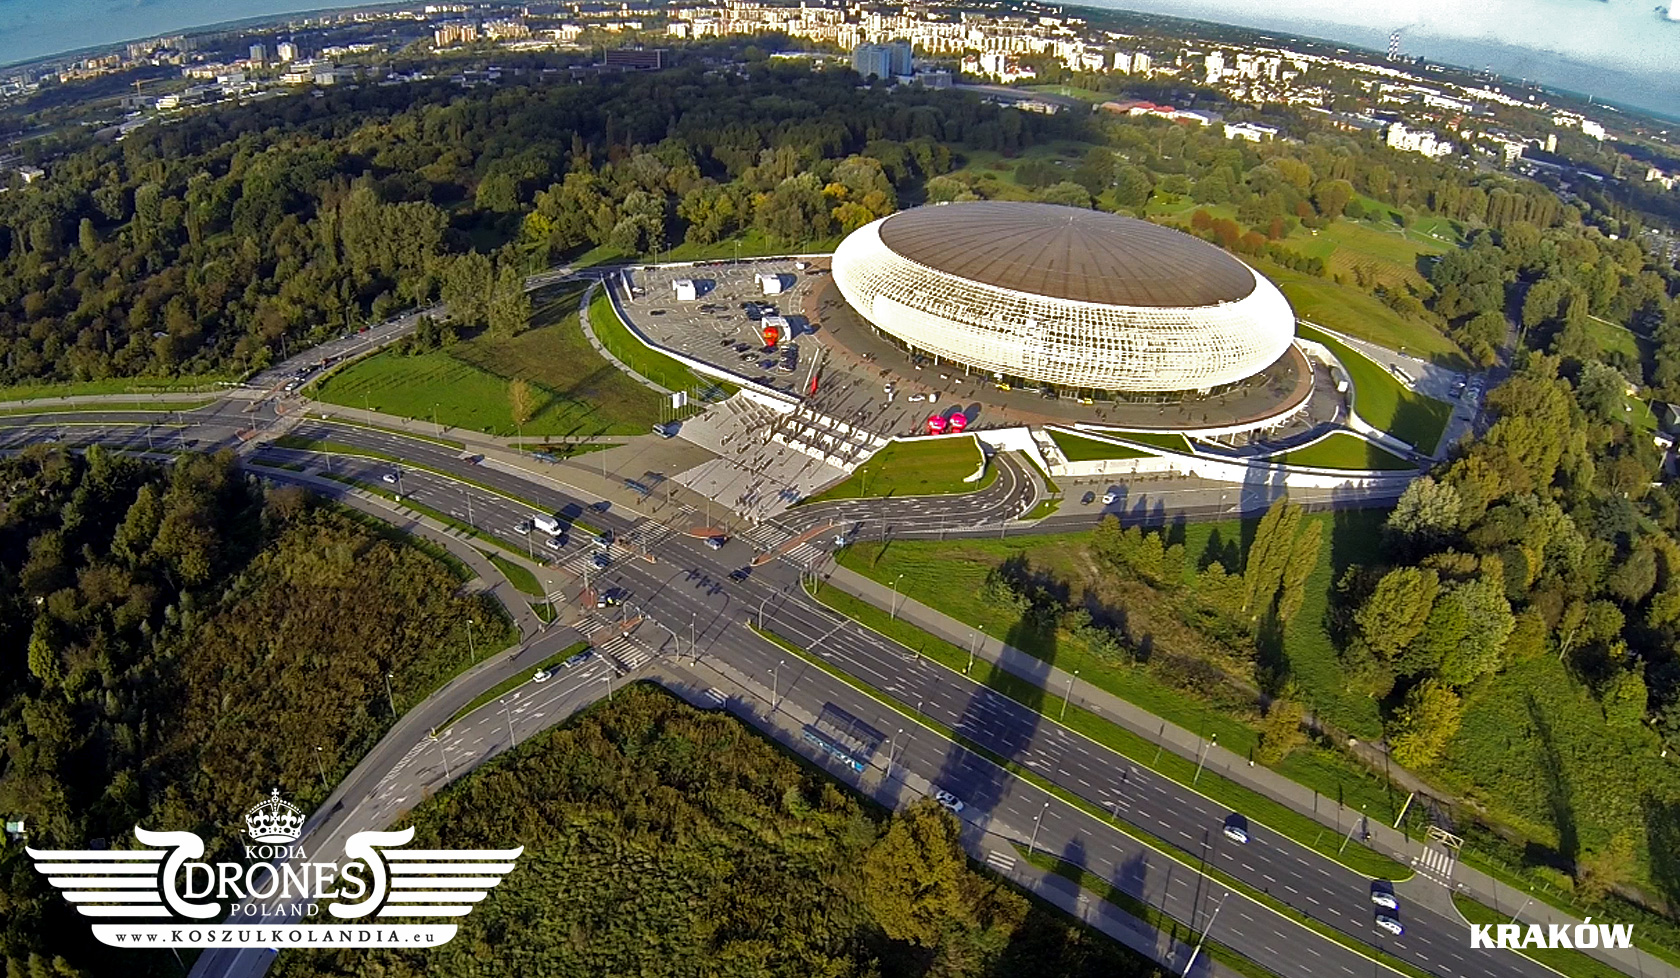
620 258 824 399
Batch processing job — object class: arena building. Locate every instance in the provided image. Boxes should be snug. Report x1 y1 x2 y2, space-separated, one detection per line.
830 201 1298 396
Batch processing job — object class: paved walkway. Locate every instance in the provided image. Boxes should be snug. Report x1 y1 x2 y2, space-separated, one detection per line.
818 563 1678 978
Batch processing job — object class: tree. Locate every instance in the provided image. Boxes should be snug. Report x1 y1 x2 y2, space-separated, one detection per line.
508 378 536 443
442 251 494 328
861 801 971 947
1388 680 1461 768
487 263 531 338
1355 567 1439 658
1040 181 1092 209
1277 519 1323 622
1602 664 1647 729
1434 578 1515 687
1244 498 1301 617
1255 696 1306 765
1386 476 1462 549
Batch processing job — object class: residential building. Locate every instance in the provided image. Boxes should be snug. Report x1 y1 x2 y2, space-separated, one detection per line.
1386 121 1453 158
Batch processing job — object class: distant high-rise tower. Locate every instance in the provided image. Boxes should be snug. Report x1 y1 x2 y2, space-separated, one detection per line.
249 43 267 66
1387 30 1400 62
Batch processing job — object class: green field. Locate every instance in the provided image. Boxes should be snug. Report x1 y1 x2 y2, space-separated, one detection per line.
487 552 544 596
1112 430 1193 454
1277 433 1416 471
804 436 992 501
1048 429 1150 461
0 376 232 402
586 289 729 400
1452 895 1626 978
1263 262 1464 366
1583 314 1648 364
1297 324 1454 454
314 284 664 437
1276 218 1450 293
946 140 1100 197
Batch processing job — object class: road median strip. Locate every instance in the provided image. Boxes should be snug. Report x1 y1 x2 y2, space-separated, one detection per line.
434 640 591 734
750 622 1430 978
806 580 1408 882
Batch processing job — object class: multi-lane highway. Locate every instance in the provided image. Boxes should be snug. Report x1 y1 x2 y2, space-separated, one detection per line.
0 398 1560 978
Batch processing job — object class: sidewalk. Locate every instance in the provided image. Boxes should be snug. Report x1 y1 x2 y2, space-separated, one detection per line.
648 655 1236 978
819 563 1679 978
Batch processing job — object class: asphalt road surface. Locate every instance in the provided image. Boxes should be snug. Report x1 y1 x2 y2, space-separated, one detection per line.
0 409 1555 978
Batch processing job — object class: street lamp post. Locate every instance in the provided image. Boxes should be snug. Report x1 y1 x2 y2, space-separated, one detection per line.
313 746 327 790
1181 891 1228 976
966 632 976 675
603 671 613 701
772 658 785 710
690 613 697 660
503 693 517 749
1028 800 1050 856
1339 803 1368 854
1060 669 1078 720
1194 732 1218 785
759 592 773 629
383 671 396 718
890 573 906 620
432 733 451 779
466 618 476 663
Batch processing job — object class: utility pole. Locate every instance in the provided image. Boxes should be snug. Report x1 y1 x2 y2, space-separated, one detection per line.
1339 803 1367 854
433 733 451 779
383 671 396 718
890 572 906 620
313 746 327 790
466 618 476 663
772 658 785 710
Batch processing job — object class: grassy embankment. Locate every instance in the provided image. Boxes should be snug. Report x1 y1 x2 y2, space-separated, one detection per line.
803 435 995 502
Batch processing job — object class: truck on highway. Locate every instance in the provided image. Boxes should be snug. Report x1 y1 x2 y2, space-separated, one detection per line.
532 514 563 535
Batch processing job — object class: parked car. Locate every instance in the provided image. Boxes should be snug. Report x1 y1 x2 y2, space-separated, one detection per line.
1082 491 1096 505
532 668 554 683
1102 490 1118 505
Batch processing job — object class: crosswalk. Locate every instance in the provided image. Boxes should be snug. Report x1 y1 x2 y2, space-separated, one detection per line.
597 634 652 672
1414 844 1457 884
740 522 828 567
703 687 727 706
985 850 1017 874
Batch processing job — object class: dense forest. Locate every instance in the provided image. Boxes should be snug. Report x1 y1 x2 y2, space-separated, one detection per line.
0 59 1066 387
276 685 1163 978
0 449 510 977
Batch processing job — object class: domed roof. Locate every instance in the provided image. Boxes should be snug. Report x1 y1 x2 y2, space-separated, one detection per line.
875 201 1257 308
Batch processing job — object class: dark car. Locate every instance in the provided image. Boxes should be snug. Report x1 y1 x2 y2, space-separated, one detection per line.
728 567 751 582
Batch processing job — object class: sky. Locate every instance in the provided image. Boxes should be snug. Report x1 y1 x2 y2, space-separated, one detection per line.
0 0 1675 119
1094 0 1680 118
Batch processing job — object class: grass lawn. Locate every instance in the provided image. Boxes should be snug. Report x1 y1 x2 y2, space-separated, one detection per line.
1048 429 1150 461
586 289 730 399
1451 895 1626 978
487 552 544 596
804 436 992 502
1259 261 1464 367
314 284 664 438
1297 323 1454 454
1278 433 1416 471
1583 314 1649 365
1023 498 1061 519
1277 219 1449 293
0 376 232 402
0 398 216 415
1112 430 1193 454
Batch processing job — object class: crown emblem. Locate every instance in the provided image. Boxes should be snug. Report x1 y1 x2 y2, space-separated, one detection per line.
244 789 306 844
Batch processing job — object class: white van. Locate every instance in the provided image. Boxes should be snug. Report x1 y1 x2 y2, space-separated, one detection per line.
532 514 562 535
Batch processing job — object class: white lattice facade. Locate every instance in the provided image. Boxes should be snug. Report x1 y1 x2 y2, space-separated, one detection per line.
831 217 1297 393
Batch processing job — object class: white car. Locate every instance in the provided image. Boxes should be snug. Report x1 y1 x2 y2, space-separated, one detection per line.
908 393 926 403
1221 823 1250 844
1374 914 1403 936
532 668 554 683
706 536 726 550
1370 891 1399 910
1101 491 1118 505
928 392 939 403
382 472 399 485
513 521 532 535
933 790 965 814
